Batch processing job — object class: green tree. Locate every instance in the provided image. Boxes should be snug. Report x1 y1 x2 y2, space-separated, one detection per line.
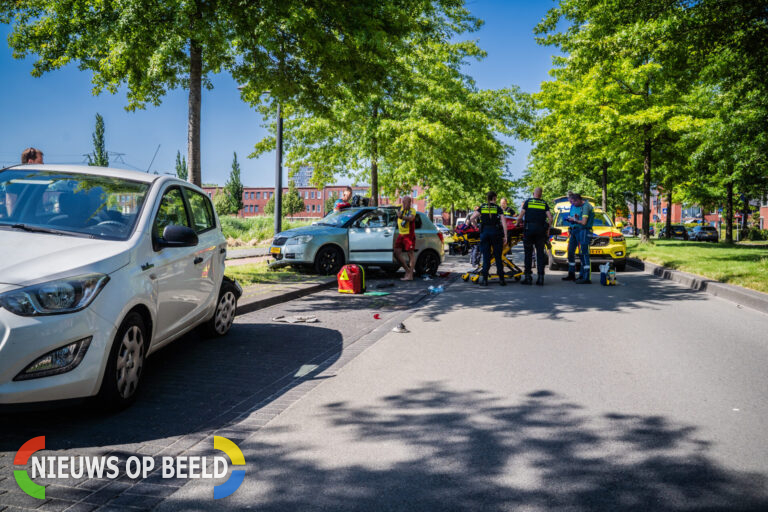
264 181 304 218
324 191 339 215
86 113 108 167
175 151 188 181
533 0 697 241
252 35 528 211
223 152 244 214
282 181 305 218
1 1 476 186
213 191 236 216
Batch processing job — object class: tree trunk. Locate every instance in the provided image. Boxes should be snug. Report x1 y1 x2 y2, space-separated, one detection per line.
428 204 434 221
633 196 638 236
370 104 379 207
665 189 673 239
187 40 202 186
725 180 734 243
641 129 652 242
601 159 608 211
450 203 455 228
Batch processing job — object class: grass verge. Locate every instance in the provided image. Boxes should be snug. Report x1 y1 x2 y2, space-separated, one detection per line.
224 260 311 286
627 239 768 293
220 215 312 247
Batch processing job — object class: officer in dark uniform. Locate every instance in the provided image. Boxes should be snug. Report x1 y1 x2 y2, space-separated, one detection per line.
517 187 553 286
469 191 508 286
500 198 515 217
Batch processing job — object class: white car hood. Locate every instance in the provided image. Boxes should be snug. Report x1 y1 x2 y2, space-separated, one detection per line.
0 231 131 287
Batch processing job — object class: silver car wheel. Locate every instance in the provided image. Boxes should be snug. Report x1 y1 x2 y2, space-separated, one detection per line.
214 291 237 335
115 325 144 399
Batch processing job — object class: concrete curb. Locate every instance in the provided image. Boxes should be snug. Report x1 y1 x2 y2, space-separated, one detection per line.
627 258 768 315
236 278 336 316
226 247 268 260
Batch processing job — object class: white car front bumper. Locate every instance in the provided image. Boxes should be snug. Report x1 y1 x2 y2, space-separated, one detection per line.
0 306 117 404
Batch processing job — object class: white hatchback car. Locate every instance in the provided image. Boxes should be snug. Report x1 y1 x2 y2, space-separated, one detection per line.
0 165 241 408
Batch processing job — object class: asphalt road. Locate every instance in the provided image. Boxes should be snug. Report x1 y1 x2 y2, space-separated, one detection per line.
0 261 460 511
3 253 768 511
160 258 768 512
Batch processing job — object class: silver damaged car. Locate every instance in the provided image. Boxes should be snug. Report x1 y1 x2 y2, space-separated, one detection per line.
269 207 444 275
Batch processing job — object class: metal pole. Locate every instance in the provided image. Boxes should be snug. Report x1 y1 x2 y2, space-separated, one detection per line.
274 103 283 236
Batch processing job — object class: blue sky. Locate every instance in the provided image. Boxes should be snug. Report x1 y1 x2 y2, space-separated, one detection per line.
0 0 557 187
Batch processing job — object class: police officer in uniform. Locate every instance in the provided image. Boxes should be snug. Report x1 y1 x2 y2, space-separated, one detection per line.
517 187 553 286
500 198 515 217
470 191 508 286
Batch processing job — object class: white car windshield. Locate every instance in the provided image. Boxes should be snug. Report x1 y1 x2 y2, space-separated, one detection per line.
0 169 150 240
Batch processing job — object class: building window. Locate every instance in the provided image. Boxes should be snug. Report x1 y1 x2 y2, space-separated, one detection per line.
311 191 315 199
306 205 310 212
254 205 258 213
412 189 418 198
311 204 315 212
243 192 247 200
256 191 260 199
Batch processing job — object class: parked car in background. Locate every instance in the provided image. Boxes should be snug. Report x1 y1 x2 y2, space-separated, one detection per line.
621 225 637 237
657 225 689 240
0 165 241 408
269 206 444 276
690 225 719 242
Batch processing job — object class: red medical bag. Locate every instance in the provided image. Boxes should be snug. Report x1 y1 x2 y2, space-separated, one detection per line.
337 264 366 294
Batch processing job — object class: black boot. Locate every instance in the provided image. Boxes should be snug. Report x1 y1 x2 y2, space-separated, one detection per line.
499 275 507 286
562 271 576 281
522 274 533 285
536 274 544 286
480 275 488 286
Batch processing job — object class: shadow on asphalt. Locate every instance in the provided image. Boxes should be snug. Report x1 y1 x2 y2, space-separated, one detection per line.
173 384 768 511
0 322 342 452
417 265 708 322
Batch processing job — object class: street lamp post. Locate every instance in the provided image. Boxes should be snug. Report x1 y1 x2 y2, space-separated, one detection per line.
274 103 283 236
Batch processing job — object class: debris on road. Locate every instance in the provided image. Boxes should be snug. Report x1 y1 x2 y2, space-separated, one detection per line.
364 291 391 296
373 314 381 319
272 315 319 324
392 322 410 333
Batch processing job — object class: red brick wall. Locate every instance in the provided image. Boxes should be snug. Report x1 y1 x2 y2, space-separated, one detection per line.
204 185 427 218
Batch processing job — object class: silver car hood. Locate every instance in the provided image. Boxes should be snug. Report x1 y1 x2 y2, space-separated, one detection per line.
276 225 348 238
0 230 130 287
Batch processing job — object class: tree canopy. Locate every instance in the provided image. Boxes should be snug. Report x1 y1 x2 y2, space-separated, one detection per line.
525 0 768 242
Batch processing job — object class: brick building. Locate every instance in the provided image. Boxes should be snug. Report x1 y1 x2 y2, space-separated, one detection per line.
203 185 427 218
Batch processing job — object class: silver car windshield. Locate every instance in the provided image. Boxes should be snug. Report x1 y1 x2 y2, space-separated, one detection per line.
316 208 359 227
0 169 149 240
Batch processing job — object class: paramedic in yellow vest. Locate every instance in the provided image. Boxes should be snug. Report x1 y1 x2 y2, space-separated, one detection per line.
469 191 508 286
394 195 417 281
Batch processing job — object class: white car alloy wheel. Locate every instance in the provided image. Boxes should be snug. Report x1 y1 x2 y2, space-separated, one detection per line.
214 290 237 335
116 325 145 399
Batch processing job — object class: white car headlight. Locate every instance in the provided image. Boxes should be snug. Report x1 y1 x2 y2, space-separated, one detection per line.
286 235 313 245
0 273 109 316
